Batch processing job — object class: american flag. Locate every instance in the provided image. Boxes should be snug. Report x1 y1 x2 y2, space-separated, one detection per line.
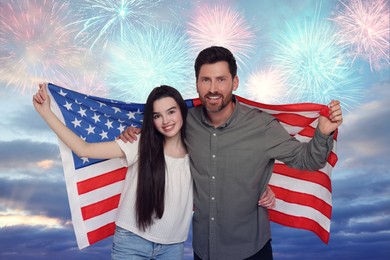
47 83 337 249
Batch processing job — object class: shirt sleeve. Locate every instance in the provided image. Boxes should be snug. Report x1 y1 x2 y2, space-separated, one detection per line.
115 138 140 167
264 118 334 171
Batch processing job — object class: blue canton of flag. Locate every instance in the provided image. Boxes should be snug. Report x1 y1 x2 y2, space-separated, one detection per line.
48 83 145 169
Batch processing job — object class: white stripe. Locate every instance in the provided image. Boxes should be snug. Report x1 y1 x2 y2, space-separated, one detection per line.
269 174 332 205
79 180 125 207
84 208 118 233
279 122 304 135
49 87 90 249
272 198 330 231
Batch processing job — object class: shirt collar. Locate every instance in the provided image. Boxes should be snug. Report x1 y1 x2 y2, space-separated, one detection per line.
201 96 239 129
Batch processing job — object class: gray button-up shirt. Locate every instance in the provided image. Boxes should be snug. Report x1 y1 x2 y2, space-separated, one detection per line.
186 97 334 260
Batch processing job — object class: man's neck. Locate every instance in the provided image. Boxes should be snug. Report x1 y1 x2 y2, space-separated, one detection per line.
207 100 236 128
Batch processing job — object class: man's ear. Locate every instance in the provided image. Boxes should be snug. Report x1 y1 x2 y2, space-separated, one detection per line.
233 76 239 91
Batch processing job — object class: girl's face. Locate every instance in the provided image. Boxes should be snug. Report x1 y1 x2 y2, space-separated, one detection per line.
152 97 183 139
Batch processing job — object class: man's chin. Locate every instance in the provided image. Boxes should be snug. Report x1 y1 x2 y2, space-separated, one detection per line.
205 104 222 113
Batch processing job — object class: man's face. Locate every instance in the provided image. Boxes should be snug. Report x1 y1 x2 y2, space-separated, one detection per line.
196 61 238 113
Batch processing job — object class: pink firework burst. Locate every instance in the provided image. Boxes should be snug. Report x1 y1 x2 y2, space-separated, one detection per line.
187 4 255 66
0 0 85 93
243 68 289 104
331 0 390 71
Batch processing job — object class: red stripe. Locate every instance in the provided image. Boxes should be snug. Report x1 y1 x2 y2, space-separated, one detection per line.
270 185 332 218
274 164 332 192
87 222 116 245
192 98 202 107
328 152 338 167
298 126 316 137
77 167 127 195
273 113 317 127
81 194 121 220
269 210 330 244
236 95 326 112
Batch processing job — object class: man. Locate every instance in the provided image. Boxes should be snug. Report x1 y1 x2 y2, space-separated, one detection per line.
121 46 343 260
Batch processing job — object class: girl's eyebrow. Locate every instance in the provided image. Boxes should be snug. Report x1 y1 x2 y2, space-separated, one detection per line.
153 106 177 115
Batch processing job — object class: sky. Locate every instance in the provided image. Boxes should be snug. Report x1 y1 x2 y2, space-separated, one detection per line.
0 0 389 259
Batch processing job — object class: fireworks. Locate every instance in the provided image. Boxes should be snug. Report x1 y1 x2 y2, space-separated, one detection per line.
70 0 162 52
105 24 194 103
271 8 363 110
243 68 289 104
331 0 390 71
0 0 84 93
187 4 255 66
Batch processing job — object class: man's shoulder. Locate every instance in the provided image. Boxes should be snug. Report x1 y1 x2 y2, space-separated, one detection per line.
236 102 275 122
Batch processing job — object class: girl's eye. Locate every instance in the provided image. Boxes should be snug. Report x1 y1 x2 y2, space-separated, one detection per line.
153 114 160 119
168 110 176 115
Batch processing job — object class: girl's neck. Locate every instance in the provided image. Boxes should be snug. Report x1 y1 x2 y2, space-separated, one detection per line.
164 135 187 158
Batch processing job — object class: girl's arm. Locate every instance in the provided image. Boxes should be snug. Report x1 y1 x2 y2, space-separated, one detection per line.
33 83 124 159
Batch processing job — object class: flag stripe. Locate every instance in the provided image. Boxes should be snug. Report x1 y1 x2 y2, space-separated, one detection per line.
236 96 326 112
269 209 329 243
77 167 127 195
272 113 318 127
87 222 116 245
81 194 121 220
269 174 331 206
269 185 332 218
273 164 331 192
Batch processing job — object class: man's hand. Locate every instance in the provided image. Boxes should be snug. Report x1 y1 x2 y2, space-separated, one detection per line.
318 100 343 136
258 186 275 209
118 126 141 143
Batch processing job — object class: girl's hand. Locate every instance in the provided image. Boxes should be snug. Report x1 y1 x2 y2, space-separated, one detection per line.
33 83 51 115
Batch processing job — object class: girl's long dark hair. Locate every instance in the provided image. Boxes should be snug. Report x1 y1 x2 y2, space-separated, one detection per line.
136 85 188 231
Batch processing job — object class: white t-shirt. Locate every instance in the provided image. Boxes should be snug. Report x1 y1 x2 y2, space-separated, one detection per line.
115 138 193 244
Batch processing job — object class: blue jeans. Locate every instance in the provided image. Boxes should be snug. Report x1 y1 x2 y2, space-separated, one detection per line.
111 226 184 260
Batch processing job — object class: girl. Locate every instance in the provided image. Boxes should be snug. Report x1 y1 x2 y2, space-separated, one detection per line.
33 83 192 259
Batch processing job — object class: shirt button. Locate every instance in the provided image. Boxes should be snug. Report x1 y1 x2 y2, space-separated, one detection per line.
211 217 215 221
211 197 215 200
212 154 216 158
212 176 215 179
213 133 216 136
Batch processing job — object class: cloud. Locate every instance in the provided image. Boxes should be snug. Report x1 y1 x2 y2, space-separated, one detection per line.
0 140 61 173
0 226 112 260
336 82 390 173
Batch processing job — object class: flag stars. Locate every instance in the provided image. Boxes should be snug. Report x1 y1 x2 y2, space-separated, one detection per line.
117 124 126 133
58 89 67 97
71 118 82 128
78 107 87 117
105 119 113 129
126 111 136 119
81 157 89 164
113 107 121 114
92 113 101 123
97 101 107 108
63 101 73 111
85 125 95 135
99 130 108 140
